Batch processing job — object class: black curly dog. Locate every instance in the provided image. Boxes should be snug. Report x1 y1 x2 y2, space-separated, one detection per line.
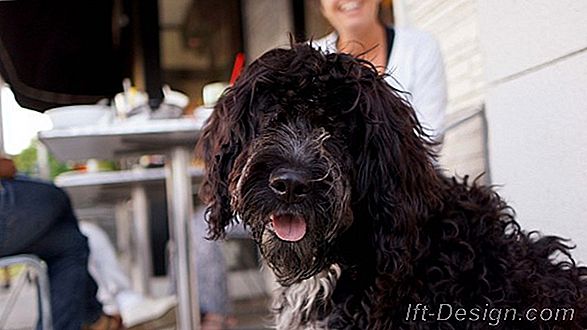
197 44 587 329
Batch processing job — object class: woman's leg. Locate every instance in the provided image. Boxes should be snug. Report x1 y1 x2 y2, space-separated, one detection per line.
192 205 230 317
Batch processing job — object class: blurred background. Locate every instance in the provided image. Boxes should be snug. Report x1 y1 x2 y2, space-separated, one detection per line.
0 0 586 329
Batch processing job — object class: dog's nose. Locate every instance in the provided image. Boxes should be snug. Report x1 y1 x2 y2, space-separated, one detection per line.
269 169 311 203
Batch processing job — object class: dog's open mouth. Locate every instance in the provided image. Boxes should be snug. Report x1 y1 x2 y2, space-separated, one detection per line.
269 214 307 242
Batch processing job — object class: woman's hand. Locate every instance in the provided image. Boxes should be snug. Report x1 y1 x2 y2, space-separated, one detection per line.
0 157 16 179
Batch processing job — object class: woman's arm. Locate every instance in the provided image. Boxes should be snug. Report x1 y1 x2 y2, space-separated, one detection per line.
411 33 448 142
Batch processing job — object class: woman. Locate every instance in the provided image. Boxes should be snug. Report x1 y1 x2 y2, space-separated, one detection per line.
313 0 447 141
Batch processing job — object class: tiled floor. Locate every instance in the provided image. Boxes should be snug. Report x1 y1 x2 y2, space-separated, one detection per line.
232 296 272 330
0 272 272 330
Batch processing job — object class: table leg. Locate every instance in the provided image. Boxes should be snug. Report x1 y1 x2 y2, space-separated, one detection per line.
36 143 51 180
131 183 153 294
166 146 200 330
115 201 132 277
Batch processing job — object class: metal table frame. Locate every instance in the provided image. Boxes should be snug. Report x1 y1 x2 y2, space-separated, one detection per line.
39 118 204 329
55 167 203 296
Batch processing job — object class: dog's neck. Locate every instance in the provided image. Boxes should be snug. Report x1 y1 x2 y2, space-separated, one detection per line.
273 240 378 329
333 211 378 269
274 264 341 330
324 227 379 320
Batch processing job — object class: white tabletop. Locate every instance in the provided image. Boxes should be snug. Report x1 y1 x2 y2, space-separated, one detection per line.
55 167 204 187
55 167 204 208
38 117 203 161
38 115 206 329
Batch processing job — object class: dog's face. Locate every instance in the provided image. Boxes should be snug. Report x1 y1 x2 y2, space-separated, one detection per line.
197 44 437 286
231 88 356 285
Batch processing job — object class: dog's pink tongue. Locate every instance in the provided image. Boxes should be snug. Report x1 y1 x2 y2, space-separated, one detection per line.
271 215 307 242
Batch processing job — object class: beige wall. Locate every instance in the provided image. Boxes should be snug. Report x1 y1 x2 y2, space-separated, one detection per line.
394 0 488 181
242 0 293 61
478 0 587 262
398 0 587 262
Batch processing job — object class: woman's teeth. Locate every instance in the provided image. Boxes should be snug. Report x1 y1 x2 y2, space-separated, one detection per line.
340 1 360 12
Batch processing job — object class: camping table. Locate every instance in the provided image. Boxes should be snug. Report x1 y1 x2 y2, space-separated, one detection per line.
39 117 204 330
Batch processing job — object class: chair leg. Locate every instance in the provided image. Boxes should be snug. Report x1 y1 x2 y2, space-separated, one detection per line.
0 266 28 328
1 267 10 289
0 255 53 330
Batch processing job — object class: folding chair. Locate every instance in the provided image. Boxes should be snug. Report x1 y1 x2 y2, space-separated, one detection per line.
0 254 53 330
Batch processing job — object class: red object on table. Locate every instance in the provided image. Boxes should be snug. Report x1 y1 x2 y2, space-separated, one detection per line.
229 52 246 85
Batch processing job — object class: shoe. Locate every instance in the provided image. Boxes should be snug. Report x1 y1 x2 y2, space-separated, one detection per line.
121 295 177 328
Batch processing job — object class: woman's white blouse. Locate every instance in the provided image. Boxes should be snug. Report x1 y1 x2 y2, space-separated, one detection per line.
312 27 448 140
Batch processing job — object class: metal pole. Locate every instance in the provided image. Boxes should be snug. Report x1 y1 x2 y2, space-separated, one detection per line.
36 260 53 330
36 143 51 180
167 146 200 330
131 181 153 294
115 201 132 276
0 75 6 156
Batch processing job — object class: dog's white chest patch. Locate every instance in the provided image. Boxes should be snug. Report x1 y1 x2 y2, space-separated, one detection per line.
273 264 341 330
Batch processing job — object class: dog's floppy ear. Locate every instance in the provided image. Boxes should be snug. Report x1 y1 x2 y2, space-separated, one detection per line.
352 76 440 207
350 70 442 270
196 47 304 238
196 81 255 239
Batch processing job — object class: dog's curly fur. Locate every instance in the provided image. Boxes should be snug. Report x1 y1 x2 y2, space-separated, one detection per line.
196 44 587 329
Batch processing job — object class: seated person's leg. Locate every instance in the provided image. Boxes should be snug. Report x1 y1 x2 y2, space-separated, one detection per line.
193 205 233 329
80 221 133 314
0 176 104 329
0 175 77 255
81 220 176 328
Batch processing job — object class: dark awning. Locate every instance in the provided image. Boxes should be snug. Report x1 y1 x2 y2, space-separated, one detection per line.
0 0 124 112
